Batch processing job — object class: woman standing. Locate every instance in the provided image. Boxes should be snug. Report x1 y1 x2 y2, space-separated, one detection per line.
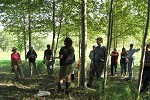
57 37 75 93
120 48 128 77
11 47 24 81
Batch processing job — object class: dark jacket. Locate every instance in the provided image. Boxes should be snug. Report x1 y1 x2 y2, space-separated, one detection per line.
26 50 37 62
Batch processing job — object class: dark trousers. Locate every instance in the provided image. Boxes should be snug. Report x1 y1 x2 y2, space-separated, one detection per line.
141 69 150 91
88 62 104 86
90 62 99 79
111 62 117 75
29 61 38 76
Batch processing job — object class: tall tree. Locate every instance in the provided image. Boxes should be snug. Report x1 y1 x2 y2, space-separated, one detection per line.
80 0 87 87
137 0 150 94
104 0 114 89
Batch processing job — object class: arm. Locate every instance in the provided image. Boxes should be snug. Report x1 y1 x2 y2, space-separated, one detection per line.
135 48 140 52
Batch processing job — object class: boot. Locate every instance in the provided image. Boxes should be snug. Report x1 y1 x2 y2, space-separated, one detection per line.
71 74 74 81
65 82 70 94
57 82 62 93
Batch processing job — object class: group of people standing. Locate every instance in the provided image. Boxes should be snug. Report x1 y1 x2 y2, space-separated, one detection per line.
11 45 53 81
10 36 150 94
10 37 75 94
88 37 149 93
110 43 140 80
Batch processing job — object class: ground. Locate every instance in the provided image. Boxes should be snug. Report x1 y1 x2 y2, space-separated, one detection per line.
0 61 149 100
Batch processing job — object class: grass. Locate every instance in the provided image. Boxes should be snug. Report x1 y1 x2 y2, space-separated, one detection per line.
0 55 149 99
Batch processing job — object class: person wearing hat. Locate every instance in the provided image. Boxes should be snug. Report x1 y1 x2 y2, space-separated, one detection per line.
140 43 150 93
11 47 24 80
87 37 106 88
89 45 99 79
127 44 140 80
26 46 38 76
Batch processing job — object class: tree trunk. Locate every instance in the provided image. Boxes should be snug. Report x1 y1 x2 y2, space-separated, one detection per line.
80 0 87 87
51 0 56 69
28 0 31 49
52 0 55 50
104 0 114 89
137 0 150 94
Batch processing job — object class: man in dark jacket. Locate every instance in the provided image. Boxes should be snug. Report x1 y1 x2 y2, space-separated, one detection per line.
26 47 38 76
140 43 150 93
43 44 53 74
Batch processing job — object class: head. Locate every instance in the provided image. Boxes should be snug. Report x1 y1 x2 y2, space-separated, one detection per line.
12 47 17 52
64 37 73 47
113 48 117 51
146 43 150 51
122 47 126 52
47 44 50 49
30 46 33 51
93 45 96 50
96 37 103 45
130 44 134 49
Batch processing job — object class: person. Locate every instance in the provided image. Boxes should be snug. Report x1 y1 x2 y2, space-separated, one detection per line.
140 43 150 93
26 47 38 76
57 37 75 93
43 44 53 74
89 45 99 79
11 47 24 81
87 37 106 88
120 47 128 77
127 44 140 80
110 48 119 76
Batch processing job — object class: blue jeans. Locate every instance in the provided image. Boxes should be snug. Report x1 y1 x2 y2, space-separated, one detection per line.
127 60 134 79
120 62 127 75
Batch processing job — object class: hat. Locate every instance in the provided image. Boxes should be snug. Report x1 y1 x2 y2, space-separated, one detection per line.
12 47 17 51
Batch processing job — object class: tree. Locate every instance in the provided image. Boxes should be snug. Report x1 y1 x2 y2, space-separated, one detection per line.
137 0 150 95
80 0 87 87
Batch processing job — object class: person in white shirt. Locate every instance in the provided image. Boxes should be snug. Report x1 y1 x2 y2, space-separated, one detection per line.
127 44 140 80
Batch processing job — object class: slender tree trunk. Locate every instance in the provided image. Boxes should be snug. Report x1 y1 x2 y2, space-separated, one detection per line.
78 31 81 86
23 8 27 61
80 0 87 87
137 0 150 94
55 2 64 53
104 0 114 89
28 0 31 49
52 0 55 52
51 0 56 69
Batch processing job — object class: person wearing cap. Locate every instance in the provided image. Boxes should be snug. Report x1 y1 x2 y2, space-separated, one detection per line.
26 47 38 76
89 45 99 79
140 43 150 93
127 44 140 80
87 37 106 88
110 48 119 76
11 47 24 80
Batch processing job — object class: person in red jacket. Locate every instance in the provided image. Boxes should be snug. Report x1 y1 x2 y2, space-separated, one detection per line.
110 48 119 76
